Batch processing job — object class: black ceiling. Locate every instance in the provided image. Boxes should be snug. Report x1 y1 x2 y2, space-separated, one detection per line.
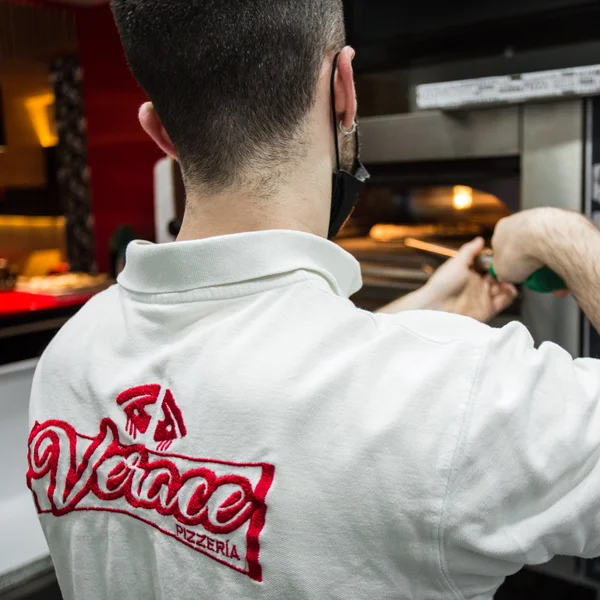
344 0 600 73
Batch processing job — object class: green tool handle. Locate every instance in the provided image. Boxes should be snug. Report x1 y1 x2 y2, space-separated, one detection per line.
488 263 566 294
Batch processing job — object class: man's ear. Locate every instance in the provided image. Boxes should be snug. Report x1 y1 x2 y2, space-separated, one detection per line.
139 102 178 160
333 46 357 130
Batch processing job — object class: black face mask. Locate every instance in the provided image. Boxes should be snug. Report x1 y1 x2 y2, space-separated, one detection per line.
328 53 370 240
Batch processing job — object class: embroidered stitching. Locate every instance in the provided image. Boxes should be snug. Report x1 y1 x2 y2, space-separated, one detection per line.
27 386 275 583
153 389 187 451
117 385 161 439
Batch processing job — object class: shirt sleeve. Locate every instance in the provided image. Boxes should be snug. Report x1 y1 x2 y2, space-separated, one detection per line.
441 321 600 599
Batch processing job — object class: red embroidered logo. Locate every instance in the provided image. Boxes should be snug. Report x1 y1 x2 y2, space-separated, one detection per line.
27 385 275 582
117 385 187 451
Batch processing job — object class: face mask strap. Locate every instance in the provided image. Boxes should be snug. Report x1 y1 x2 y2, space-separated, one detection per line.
330 52 342 173
331 53 362 174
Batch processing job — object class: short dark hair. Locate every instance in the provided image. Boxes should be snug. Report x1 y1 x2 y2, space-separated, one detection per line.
111 0 345 192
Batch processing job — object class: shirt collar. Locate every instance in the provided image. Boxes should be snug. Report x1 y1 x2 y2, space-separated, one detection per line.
118 230 363 299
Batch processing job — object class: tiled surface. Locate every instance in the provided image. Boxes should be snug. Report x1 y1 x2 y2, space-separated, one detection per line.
0 360 49 580
0 494 48 581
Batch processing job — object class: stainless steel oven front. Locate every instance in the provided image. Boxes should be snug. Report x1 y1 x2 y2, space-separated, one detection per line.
338 101 585 357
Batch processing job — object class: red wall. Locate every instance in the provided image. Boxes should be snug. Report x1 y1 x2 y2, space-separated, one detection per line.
75 5 163 272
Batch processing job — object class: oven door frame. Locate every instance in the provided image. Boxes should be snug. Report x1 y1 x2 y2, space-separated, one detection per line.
360 101 585 357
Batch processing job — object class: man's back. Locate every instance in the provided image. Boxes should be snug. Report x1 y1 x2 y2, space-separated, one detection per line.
28 232 600 599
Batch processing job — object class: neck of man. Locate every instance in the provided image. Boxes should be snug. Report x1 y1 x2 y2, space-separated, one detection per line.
176 140 334 242
177 197 327 241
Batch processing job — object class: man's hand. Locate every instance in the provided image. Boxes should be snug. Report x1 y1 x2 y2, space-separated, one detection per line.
378 238 517 323
492 209 571 298
425 238 517 322
491 211 548 284
491 207 600 331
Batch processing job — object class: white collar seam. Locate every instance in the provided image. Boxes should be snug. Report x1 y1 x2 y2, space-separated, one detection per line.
117 275 321 305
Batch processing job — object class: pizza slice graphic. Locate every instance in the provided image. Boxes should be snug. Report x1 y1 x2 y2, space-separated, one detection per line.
116 384 161 439
153 389 188 451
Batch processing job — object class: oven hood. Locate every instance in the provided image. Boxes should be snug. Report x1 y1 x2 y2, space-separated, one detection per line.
359 107 521 165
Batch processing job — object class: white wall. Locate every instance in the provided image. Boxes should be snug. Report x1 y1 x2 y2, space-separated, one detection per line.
0 360 49 577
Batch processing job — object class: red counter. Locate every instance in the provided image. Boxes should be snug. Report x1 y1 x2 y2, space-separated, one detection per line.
0 292 92 317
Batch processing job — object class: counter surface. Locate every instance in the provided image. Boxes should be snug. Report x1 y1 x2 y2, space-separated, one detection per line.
0 291 92 317
0 292 96 366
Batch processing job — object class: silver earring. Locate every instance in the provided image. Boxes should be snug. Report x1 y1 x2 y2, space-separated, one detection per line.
339 120 357 136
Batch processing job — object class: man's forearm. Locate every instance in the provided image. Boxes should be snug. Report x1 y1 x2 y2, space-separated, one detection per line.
377 284 442 315
534 209 600 332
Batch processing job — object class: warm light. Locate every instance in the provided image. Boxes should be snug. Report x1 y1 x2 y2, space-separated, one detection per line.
453 185 473 211
0 215 66 228
25 93 58 148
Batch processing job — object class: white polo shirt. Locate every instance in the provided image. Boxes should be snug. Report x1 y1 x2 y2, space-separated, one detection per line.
28 230 600 600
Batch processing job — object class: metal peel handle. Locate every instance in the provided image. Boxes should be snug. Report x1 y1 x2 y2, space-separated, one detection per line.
403 238 566 294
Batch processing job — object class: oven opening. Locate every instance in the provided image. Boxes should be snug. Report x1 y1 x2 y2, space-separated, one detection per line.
336 157 521 324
